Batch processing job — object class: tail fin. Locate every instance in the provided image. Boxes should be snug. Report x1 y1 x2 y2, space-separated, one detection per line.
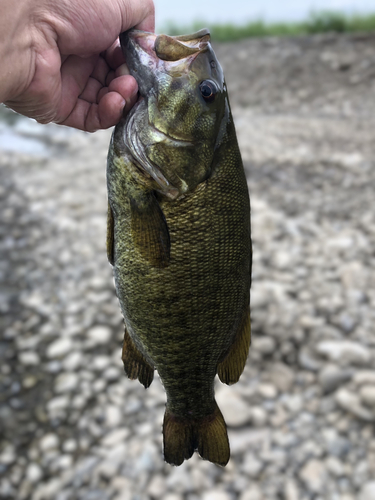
163 402 230 467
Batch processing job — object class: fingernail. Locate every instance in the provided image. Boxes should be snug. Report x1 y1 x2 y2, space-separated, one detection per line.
116 63 130 77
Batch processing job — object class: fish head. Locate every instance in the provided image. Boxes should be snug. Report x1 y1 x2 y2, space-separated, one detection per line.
120 29 230 197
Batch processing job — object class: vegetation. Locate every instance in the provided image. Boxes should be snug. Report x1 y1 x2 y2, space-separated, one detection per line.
163 11 375 42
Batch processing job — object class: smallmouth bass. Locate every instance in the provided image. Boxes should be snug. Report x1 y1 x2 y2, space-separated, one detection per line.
106 28 252 466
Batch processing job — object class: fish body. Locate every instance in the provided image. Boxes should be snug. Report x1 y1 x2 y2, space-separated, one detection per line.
107 29 252 466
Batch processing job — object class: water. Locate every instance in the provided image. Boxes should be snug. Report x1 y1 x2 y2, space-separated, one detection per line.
0 105 80 157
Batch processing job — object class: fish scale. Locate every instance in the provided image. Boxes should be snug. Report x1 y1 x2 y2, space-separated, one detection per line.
107 28 251 466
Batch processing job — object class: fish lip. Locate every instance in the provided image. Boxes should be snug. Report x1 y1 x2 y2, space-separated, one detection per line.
121 29 158 63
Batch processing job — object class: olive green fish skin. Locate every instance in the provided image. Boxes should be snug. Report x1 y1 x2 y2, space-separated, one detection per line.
107 29 251 426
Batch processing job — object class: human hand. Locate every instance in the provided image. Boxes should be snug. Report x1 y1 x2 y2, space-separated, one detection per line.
1 0 154 131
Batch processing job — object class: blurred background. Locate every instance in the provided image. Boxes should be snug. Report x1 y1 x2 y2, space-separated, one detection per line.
1 2 375 500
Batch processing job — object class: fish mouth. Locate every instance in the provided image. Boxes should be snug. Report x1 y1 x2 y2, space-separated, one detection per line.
120 29 210 97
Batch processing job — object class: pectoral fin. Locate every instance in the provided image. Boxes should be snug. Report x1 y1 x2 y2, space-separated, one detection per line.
106 201 114 266
130 192 170 268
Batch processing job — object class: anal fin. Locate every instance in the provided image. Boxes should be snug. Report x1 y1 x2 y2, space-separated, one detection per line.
122 328 154 388
217 307 251 385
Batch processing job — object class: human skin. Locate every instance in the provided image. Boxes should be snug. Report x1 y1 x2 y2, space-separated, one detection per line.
0 0 154 131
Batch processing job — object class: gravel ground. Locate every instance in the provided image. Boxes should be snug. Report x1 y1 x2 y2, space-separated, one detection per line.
1 33 375 500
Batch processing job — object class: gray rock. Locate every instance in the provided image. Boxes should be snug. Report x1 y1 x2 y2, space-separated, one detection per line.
47 395 70 415
251 336 276 355
322 428 351 458
257 383 278 399
19 351 40 365
86 325 112 345
54 372 79 393
325 456 345 477
62 439 77 453
241 453 263 478
354 371 375 386
299 459 327 493
202 491 231 500
284 479 299 500
25 463 43 483
298 348 321 371
91 355 111 371
39 433 60 451
360 482 375 500
335 389 375 421
62 351 83 371
216 386 252 427
239 485 263 500
104 405 122 428
267 362 295 392
46 337 73 358
360 385 375 407
147 475 167 498
0 444 16 465
318 364 352 393
251 406 268 427
316 340 371 366
101 429 129 447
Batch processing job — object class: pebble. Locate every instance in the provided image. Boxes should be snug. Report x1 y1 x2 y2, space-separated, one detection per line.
25 463 43 483
316 341 371 366
91 355 111 371
216 386 252 427
336 389 375 421
318 364 352 393
241 453 263 478
284 479 299 500
251 406 268 427
239 485 263 500
299 459 327 493
62 439 77 453
47 395 70 414
202 491 231 500
86 325 112 345
54 372 79 393
104 405 123 428
252 336 276 355
325 456 345 477
354 371 375 386
39 434 60 452
360 386 375 407
46 337 73 359
147 475 167 498
101 429 129 447
257 383 278 399
63 351 83 371
360 482 375 500
267 363 295 392
19 351 40 365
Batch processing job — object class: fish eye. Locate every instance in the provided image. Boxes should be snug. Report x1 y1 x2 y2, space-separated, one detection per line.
199 80 217 103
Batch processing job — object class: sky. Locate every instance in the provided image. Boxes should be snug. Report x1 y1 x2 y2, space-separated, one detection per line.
154 0 375 29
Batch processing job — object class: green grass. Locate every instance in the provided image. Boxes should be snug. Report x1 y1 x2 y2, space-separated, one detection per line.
162 11 375 42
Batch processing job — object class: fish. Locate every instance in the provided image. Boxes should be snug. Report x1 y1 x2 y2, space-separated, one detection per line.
106 28 252 467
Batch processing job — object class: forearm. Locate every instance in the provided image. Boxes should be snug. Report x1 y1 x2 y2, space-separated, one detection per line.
0 0 38 103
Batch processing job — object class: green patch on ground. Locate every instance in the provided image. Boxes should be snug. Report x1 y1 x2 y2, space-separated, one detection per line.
163 11 375 42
